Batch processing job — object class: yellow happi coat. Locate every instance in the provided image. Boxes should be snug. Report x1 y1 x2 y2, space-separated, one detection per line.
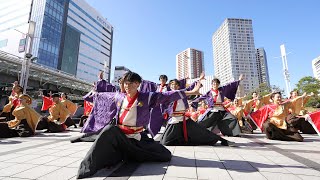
8 104 41 133
61 99 78 115
48 102 70 123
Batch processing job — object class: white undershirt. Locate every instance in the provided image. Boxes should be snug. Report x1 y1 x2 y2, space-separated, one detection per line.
211 90 225 112
168 99 185 124
157 85 168 92
119 97 141 141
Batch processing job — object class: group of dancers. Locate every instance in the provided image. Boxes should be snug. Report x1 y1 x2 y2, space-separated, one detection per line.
0 71 319 179
0 82 82 137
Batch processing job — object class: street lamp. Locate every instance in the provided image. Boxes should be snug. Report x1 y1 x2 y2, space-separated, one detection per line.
18 21 36 93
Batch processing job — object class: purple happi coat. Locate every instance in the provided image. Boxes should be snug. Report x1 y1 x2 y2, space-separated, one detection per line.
81 89 187 135
140 79 191 136
191 80 240 120
95 79 116 92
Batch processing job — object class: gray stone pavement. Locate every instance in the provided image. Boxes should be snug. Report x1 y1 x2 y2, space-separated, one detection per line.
1 128 320 180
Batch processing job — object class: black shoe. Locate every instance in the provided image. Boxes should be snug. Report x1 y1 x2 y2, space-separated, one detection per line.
220 139 236 147
70 135 83 143
74 124 78 128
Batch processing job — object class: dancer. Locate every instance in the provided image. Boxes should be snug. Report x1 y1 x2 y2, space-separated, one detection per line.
0 94 41 138
75 71 202 179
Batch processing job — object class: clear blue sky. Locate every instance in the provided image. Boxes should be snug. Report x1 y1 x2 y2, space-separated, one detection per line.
88 0 320 91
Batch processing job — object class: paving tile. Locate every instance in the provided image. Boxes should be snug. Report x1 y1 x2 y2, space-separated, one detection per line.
163 176 197 180
67 150 88 158
38 167 78 180
222 160 257 171
51 150 79 157
165 166 197 179
173 151 195 158
66 159 82 168
196 159 225 169
283 166 320 176
0 153 24 161
228 170 267 180
44 157 81 167
198 169 232 180
129 174 164 180
194 151 219 160
26 155 59 165
132 162 168 175
267 156 305 166
4 154 42 163
0 163 38 177
169 156 195 166
196 160 231 180
241 155 291 173
260 172 301 180
217 153 244 161
193 146 214 153
298 175 320 180
174 146 194 152
0 177 32 180
12 165 60 179
0 162 16 170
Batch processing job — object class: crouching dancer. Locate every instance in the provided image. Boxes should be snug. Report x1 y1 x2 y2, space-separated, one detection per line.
160 79 233 146
0 94 41 138
76 71 201 179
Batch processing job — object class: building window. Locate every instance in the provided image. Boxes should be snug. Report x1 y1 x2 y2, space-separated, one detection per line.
0 39 8 48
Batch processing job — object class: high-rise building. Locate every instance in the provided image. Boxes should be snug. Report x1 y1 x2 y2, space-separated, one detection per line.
312 56 320 80
0 0 113 83
188 75 214 94
212 18 259 96
256 48 270 87
176 48 204 79
111 66 131 86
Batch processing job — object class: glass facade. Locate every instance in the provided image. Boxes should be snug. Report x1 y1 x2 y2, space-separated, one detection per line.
60 25 80 75
38 0 67 69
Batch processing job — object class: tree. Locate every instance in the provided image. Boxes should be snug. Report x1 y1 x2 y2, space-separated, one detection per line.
295 76 320 107
296 76 320 94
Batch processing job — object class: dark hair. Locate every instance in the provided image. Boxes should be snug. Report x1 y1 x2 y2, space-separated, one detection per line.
14 85 23 93
270 92 281 100
169 79 181 87
290 90 298 96
211 78 220 85
52 93 60 98
123 71 142 83
159 75 168 81
252 91 257 95
61 92 68 99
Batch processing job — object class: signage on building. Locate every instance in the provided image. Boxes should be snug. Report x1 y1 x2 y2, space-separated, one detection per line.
18 38 26 53
97 16 111 31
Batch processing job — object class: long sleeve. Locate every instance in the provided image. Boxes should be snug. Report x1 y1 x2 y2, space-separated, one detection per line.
83 91 94 103
221 80 240 100
249 105 272 130
64 100 78 115
148 90 187 109
139 80 158 93
41 96 53 111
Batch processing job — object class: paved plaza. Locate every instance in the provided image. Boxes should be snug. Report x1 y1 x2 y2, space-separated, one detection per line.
1 128 320 180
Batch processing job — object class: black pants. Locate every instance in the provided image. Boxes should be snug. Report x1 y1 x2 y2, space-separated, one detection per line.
77 125 172 179
79 116 88 127
287 116 317 134
0 119 33 138
160 119 221 146
36 117 65 133
199 110 241 136
263 120 303 142
64 117 76 128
